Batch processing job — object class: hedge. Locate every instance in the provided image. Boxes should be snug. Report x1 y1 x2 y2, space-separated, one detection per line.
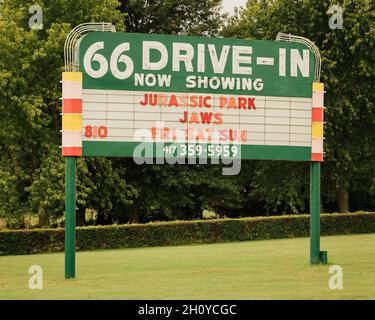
0 212 375 256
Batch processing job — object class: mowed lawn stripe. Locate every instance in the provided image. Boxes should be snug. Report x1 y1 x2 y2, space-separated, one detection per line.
0 233 374 299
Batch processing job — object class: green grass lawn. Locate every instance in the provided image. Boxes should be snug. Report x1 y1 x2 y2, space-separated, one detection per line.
1 233 375 299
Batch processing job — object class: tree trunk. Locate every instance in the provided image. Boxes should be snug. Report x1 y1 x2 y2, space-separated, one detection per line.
128 201 140 223
128 211 139 223
38 212 49 227
76 209 86 226
337 180 349 213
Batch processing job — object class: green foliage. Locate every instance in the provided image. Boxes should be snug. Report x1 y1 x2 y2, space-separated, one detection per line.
0 0 134 226
0 0 373 228
25 148 65 223
113 0 374 219
0 0 229 228
84 158 138 224
121 0 222 35
0 162 29 226
120 162 245 222
1 212 374 256
110 2 244 223
222 0 375 213
248 162 310 214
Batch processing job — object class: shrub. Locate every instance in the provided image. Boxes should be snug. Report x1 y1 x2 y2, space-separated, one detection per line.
0 212 374 256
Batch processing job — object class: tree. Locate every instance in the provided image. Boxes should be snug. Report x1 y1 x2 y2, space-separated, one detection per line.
121 0 222 36
222 0 375 213
0 0 232 227
109 0 246 223
0 0 133 226
2 0 373 229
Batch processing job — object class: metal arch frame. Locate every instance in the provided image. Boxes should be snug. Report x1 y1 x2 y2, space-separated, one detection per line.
276 33 327 265
64 22 116 72
276 32 321 82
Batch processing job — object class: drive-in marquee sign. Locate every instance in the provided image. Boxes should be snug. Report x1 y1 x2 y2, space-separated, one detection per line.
61 24 327 279
62 31 324 161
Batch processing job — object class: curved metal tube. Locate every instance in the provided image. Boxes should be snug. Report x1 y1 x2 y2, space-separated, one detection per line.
276 32 321 82
64 22 116 72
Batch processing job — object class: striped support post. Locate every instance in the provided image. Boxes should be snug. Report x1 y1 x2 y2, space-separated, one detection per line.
311 82 324 162
62 72 83 156
62 72 82 279
310 82 327 265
